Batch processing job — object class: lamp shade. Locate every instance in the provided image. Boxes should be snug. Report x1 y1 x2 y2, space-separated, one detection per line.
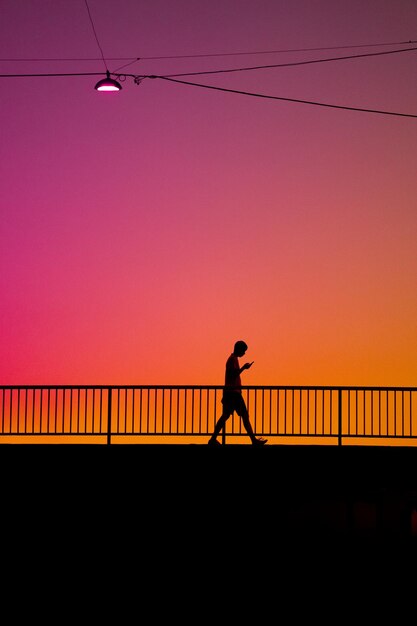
95 71 122 92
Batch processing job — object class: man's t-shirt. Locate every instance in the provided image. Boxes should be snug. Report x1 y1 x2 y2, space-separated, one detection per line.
224 354 241 393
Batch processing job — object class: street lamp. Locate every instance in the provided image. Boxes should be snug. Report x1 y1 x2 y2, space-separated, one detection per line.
94 71 122 92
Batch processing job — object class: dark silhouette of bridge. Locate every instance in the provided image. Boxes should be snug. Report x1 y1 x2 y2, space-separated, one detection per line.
2 442 417 539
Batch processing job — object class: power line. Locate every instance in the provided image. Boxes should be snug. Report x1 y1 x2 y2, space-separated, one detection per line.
131 38 417 60
156 75 417 119
1 38 416 63
156 46 417 78
84 0 108 72
1 45 416 119
2 45 416 80
0 72 104 77
0 70 415 119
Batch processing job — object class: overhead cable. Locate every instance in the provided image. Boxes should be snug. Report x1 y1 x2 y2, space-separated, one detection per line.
157 75 417 119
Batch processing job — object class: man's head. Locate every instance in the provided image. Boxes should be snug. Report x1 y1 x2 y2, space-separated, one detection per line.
234 340 248 356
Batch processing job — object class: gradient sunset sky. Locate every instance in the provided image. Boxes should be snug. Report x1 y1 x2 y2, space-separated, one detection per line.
1 0 416 388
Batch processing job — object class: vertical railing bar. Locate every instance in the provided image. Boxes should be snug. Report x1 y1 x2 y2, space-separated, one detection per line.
121 387 124 434
106 387 112 445
56 388 60 434
95 388 98 439
92 388 96 436
16 389 21 434
100 387 104 434
291 389 294 434
40 388 44 434
8 389 12 434
33 388 37 434
378 389 382 434
1 389 4 434
276 389 280 435
140 388 143 434
5 388 9 434
370 389 373 436
199 388 202 434
338 389 342 446
387 389 395 436
191 388 195 434
10 389 14 434
253 388 256 434
122 388 126 435
282 389 285 434
68 388 73 434
184 389 187 434
116 388 120 434
361 389 364 436
261 388 264 434
344 388 347 440
76 388 80 434
91 388 94 434
70 387 74 434
144 387 147 435
154 387 158 434
24 388 29 434
159 388 163 435
402 390 405 436
353 389 356 436
268 389 272 434
53 388 57 434
176 389 180 434
126 387 129 434
408 390 412 437
132 388 136 435
206 388 210 435
47 388 51 434
0 389 3 434
169 388 173 435
329 389 332 436
84 387 88 434
146 388 150 434
124 387 127 435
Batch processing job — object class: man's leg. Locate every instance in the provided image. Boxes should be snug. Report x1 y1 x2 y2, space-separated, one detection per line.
208 402 233 444
241 409 257 442
210 411 231 438
239 398 268 445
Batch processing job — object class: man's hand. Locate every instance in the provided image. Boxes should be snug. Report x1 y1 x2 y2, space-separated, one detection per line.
242 361 254 370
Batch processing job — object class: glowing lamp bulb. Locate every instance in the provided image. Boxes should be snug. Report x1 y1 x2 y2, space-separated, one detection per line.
94 71 122 92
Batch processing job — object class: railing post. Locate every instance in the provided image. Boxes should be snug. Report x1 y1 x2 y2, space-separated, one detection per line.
338 388 342 446
107 386 112 445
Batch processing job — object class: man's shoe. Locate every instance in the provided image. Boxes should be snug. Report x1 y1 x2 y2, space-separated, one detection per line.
208 438 222 446
252 437 267 446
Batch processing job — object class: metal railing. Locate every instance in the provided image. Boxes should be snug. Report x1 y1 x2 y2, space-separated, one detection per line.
1 385 416 445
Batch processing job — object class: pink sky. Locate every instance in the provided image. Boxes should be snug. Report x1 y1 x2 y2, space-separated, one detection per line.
1 1 416 388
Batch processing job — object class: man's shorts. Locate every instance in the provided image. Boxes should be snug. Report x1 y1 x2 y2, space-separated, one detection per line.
221 391 247 416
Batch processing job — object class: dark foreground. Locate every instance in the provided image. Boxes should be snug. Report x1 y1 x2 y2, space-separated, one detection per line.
3 441 417 613
2 443 417 540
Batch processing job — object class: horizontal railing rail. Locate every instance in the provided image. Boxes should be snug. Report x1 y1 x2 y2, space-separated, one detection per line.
1 385 416 445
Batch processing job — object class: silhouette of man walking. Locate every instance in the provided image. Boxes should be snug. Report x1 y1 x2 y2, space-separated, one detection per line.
208 340 267 446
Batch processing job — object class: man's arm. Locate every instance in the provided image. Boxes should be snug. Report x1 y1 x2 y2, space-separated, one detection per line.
239 361 254 373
